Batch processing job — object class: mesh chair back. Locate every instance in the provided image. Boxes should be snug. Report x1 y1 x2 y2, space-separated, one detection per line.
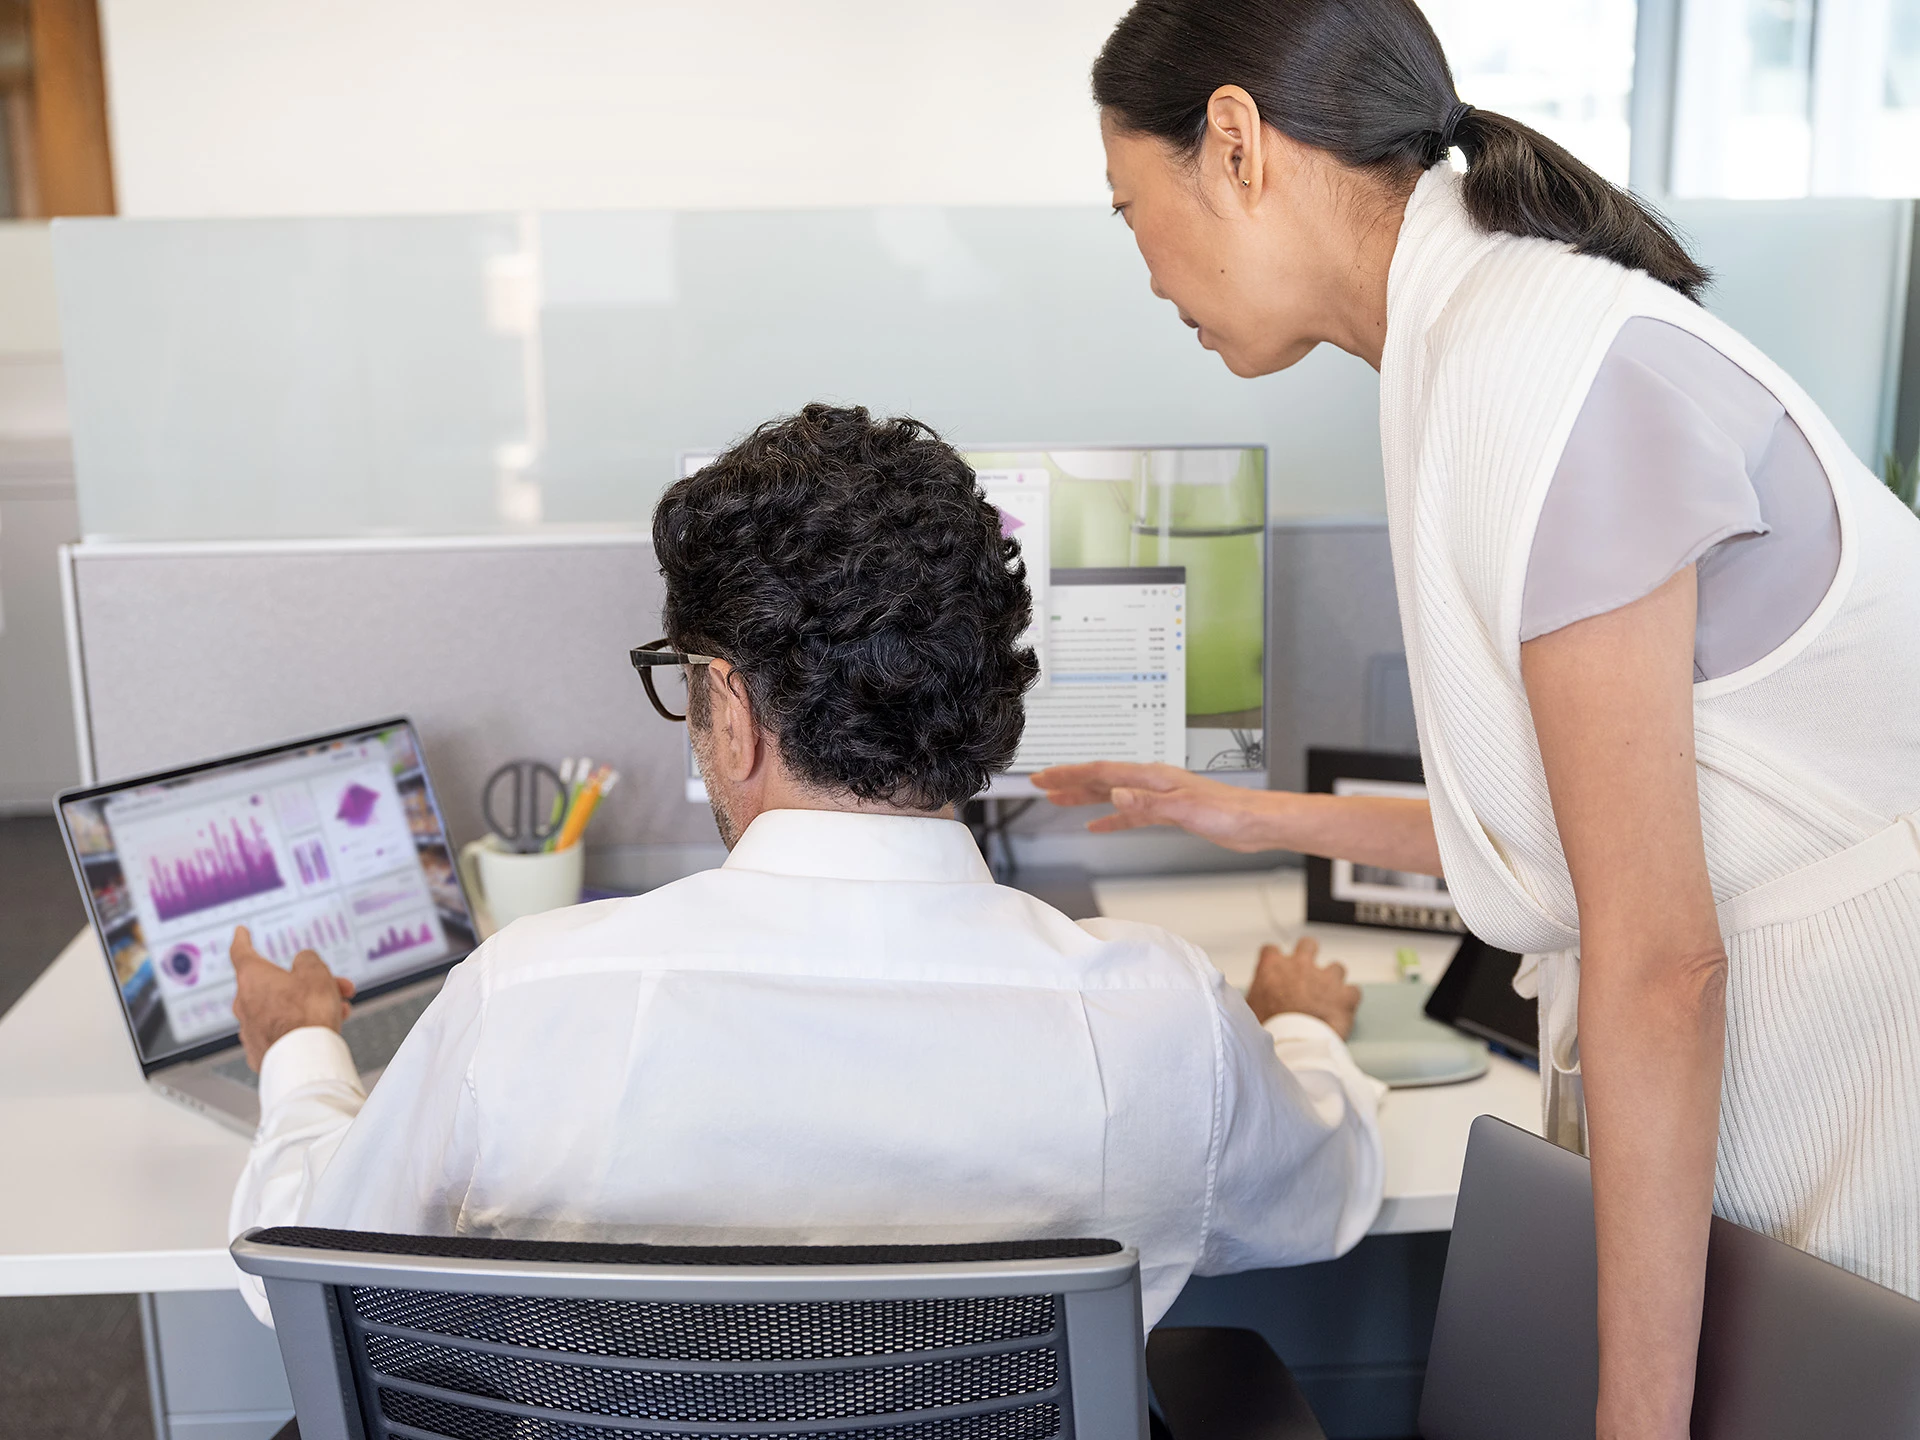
232 1228 1148 1440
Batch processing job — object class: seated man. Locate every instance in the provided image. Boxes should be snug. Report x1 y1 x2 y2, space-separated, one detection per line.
228 403 1384 1324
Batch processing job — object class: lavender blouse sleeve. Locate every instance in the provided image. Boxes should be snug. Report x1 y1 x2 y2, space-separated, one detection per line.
1521 317 1839 682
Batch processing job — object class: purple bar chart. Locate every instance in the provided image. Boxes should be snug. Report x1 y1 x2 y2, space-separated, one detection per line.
146 816 285 921
259 910 353 962
367 921 434 961
293 839 332 885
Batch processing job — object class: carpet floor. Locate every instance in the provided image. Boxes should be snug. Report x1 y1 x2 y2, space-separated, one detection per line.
0 814 153 1440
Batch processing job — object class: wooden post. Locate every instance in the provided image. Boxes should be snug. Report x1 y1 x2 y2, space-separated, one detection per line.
27 0 112 216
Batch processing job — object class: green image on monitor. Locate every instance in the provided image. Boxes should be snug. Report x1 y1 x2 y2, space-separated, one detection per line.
964 446 1266 787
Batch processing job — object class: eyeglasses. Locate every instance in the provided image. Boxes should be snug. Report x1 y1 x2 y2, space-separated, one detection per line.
629 638 720 722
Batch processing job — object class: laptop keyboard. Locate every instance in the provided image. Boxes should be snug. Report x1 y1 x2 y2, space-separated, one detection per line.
212 986 439 1091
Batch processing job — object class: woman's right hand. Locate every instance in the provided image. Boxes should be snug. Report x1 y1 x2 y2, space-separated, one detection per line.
1032 760 1445 875
1029 761 1293 853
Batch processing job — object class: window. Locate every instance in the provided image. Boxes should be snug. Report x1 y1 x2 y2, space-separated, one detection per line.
1674 0 1920 197
1423 0 1641 184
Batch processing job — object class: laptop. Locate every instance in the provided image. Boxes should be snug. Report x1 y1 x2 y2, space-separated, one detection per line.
1421 1115 1920 1439
1422 933 1540 1063
56 718 481 1135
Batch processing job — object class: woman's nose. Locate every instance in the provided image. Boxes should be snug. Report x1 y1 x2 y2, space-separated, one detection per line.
1148 273 1167 300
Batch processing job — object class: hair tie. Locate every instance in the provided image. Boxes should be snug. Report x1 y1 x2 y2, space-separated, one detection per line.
1438 101 1474 153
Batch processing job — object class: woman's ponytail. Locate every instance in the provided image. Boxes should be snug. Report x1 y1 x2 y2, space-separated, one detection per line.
1094 0 1710 300
1451 108 1708 300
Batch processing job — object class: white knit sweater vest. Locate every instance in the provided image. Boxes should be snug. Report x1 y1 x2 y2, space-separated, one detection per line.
1380 167 1920 1297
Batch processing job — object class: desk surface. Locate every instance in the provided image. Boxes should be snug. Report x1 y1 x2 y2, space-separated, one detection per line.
0 867 1539 1297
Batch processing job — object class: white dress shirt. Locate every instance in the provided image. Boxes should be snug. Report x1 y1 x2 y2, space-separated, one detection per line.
231 810 1384 1324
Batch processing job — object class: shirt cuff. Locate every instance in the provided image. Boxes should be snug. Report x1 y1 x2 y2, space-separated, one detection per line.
258 1026 363 1112
1263 1011 1390 1106
1262 1011 1343 1046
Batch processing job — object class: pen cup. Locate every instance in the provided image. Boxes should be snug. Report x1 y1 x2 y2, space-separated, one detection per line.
458 835 585 938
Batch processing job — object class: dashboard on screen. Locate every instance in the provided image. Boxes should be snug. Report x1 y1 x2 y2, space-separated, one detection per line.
60 722 476 1068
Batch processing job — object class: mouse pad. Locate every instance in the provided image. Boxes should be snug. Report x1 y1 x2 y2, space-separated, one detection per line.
1347 982 1490 1088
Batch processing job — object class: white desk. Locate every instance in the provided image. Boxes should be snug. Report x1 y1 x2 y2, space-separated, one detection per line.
0 929 250 1296
0 867 1539 1297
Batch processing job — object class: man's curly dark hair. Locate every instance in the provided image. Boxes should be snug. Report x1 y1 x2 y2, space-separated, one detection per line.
653 403 1039 811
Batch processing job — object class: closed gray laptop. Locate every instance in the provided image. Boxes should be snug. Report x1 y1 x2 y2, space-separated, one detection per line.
1421 1114 1920 1439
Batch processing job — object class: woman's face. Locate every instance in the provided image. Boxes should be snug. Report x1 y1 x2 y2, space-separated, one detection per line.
1101 107 1392 376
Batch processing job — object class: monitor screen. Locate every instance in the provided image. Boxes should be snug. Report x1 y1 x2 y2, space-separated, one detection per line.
965 446 1266 789
675 444 1267 796
59 721 477 1068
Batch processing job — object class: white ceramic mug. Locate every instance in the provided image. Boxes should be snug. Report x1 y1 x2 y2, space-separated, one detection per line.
458 835 585 937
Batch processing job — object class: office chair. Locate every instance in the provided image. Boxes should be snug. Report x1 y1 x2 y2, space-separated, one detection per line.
233 1227 1327 1440
233 1226 1158 1440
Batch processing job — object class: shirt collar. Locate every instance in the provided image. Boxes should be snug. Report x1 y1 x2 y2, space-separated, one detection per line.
722 809 993 884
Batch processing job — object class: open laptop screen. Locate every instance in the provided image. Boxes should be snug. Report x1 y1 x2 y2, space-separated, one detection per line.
58 720 477 1069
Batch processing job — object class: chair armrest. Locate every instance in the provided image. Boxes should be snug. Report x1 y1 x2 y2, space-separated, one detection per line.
1146 1327 1328 1440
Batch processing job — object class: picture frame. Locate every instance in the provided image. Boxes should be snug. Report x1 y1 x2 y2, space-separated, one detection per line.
1303 747 1464 934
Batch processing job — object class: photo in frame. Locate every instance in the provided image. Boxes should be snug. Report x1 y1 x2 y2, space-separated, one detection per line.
1303 747 1464 934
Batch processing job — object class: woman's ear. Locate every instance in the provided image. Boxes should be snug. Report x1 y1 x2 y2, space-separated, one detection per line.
1204 85 1266 205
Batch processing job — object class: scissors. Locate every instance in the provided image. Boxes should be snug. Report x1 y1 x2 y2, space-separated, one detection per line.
482 759 567 854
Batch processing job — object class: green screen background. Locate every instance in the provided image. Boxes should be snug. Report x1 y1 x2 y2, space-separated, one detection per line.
965 447 1265 725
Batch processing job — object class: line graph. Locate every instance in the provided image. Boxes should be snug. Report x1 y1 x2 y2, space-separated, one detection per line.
146 815 285 921
350 882 419 920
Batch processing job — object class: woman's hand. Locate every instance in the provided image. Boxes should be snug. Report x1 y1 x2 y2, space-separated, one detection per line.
1032 760 1446 875
1030 762 1291 852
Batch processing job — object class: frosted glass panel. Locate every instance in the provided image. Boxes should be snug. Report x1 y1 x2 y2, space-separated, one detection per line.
52 208 1384 541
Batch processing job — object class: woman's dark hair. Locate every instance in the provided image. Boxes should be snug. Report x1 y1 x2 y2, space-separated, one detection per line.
1092 0 1709 300
653 403 1039 811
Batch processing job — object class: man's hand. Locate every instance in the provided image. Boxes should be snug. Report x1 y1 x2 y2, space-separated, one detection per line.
230 926 355 1071
1243 936 1361 1038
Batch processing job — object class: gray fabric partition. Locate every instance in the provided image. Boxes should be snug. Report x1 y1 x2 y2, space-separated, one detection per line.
66 535 721 876
64 522 1413 886
1265 520 1417 794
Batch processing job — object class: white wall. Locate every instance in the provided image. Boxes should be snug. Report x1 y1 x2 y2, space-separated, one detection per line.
101 0 1127 216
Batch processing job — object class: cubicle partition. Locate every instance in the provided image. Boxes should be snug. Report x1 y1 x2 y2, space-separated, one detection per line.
60 532 731 890
46 196 1908 873
60 519 1413 887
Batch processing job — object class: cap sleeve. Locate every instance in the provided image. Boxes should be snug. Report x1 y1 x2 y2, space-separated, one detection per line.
1521 337 1768 644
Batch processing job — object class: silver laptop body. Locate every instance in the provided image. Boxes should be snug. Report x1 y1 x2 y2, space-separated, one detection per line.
57 718 481 1135
1421 1115 1920 1439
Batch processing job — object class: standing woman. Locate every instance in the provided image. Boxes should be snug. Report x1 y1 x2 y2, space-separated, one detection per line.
1040 1 1920 1434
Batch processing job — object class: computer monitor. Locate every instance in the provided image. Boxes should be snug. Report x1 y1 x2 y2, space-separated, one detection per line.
57 719 478 1069
675 444 1267 799
965 446 1267 793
